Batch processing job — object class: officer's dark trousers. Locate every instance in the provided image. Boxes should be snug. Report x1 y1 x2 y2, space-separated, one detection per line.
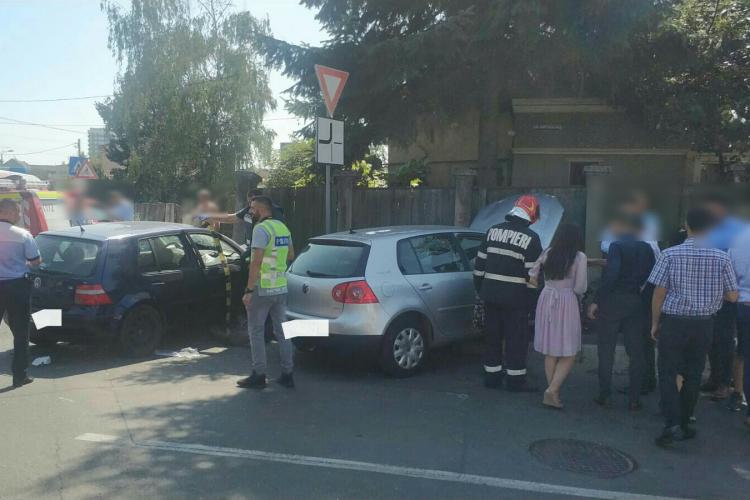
707 301 737 387
0 278 31 382
737 304 750 417
642 295 657 391
658 315 713 429
597 293 646 405
484 303 529 388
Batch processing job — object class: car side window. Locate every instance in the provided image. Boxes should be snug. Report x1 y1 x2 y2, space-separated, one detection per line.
137 239 159 273
456 234 483 268
398 234 464 275
149 234 193 271
188 233 240 267
397 239 422 275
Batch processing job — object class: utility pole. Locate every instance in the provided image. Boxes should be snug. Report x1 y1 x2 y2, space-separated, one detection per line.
77 139 82 157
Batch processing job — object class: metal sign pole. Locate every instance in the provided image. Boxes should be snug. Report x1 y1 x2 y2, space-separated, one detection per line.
325 163 332 234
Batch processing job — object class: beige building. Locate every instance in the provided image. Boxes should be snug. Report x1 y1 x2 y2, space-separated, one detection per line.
389 98 703 189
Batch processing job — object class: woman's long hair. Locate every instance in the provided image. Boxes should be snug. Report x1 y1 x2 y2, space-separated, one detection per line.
543 224 583 280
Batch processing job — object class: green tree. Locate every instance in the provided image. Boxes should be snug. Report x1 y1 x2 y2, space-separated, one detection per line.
262 0 657 186
97 0 275 202
620 0 750 181
265 140 318 188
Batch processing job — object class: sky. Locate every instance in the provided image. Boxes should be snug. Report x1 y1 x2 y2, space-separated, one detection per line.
0 0 325 166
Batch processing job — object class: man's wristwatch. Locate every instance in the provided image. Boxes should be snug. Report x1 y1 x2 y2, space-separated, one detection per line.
244 288 254 294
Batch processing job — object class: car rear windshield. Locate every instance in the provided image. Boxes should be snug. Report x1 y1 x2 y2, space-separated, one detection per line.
36 235 101 277
289 240 369 279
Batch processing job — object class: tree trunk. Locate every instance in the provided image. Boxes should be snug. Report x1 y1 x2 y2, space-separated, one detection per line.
477 63 503 187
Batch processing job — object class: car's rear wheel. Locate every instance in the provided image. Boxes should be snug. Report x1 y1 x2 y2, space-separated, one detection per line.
30 336 57 348
118 304 162 357
380 316 428 377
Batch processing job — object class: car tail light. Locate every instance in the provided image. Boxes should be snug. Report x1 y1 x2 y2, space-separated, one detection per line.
332 280 379 304
75 284 113 306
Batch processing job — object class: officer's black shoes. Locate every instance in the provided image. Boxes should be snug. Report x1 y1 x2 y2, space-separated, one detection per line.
655 425 696 448
506 381 539 393
276 372 295 389
655 427 677 447
679 425 697 441
483 373 504 389
12 376 33 388
237 371 267 390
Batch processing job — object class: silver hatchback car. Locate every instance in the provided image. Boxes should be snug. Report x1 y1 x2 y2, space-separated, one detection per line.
286 226 485 376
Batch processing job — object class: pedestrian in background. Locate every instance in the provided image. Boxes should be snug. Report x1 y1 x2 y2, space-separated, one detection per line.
700 193 745 403
729 226 750 429
649 207 738 447
237 196 296 390
474 195 543 392
192 189 220 231
205 190 285 248
529 224 587 409
0 198 41 388
589 215 656 411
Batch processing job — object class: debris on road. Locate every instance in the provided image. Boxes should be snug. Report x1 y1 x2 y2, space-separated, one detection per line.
155 347 204 360
31 356 52 366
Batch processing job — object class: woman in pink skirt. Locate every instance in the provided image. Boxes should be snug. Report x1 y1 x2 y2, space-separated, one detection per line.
529 224 587 409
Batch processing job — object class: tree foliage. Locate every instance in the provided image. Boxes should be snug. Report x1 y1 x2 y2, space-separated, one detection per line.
265 140 318 188
261 0 658 185
620 0 750 179
97 0 275 202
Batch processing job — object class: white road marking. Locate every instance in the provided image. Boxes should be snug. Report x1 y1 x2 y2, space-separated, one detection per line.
76 433 119 443
75 434 688 500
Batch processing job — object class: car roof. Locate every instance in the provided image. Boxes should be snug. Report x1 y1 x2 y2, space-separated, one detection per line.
312 225 483 244
40 221 199 242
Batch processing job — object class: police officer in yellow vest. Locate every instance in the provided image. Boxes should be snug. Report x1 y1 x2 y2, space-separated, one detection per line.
238 196 296 389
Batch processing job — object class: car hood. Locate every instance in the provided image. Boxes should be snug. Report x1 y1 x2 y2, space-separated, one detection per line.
470 194 564 248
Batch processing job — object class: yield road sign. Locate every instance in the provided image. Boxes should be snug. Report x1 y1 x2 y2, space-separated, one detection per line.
315 117 344 166
315 64 349 117
75 160 98 179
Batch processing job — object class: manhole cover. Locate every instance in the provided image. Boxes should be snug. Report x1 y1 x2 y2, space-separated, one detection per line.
529 439 637 478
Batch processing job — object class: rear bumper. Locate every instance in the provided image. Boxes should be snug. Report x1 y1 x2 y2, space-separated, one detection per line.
30 307 119 341
285 303 388 337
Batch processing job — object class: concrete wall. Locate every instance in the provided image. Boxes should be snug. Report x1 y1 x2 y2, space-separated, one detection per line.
388 98 693 189
389 111 513 187
511 152 688 187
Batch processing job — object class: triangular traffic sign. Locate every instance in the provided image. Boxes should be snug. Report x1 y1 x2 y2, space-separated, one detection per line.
315 64 349 117
75 160 98 179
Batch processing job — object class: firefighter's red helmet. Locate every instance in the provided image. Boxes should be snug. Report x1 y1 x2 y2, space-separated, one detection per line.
513 194 541 224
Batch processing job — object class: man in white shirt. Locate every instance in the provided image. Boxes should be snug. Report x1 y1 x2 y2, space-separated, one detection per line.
0 198 41 388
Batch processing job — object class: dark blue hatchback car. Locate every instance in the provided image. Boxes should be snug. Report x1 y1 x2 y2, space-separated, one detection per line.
29 222 249 356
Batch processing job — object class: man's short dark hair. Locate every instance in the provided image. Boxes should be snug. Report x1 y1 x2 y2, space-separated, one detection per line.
0 198 19 212
686 207 718 233
250 195 274 212
700 191 734 210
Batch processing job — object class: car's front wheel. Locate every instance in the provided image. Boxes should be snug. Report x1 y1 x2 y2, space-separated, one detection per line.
118 304 162 357
380 317 428 377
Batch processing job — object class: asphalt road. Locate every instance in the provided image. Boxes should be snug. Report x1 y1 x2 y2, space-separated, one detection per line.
1 325 748 500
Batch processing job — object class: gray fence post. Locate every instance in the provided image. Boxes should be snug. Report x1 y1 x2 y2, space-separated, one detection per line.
453 169 476 227
334 171 357 232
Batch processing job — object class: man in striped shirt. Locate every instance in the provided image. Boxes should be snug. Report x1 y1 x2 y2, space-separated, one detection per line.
648 207 738 447
474 195 543 392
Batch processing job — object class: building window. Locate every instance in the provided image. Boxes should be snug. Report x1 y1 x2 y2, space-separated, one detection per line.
569 161 600 186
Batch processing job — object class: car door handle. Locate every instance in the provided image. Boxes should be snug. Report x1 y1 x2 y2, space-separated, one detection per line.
151 282 166 287
418 284 433 291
